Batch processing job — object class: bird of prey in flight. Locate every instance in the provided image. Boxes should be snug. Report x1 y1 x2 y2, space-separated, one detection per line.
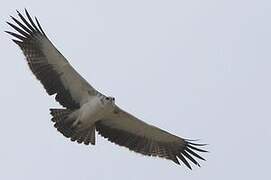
6 9 207 169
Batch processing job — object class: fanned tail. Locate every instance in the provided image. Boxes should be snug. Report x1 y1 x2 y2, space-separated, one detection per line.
50 108 96 145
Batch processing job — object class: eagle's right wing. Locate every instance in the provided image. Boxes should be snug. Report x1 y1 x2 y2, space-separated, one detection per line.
6 9 99 109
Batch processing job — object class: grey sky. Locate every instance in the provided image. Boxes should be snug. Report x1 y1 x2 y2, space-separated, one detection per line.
1 0 270 179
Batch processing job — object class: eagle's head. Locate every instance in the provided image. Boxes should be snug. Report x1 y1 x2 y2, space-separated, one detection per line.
105 96 116 107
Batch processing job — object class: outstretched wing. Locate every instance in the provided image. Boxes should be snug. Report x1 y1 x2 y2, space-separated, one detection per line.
96 106 207 169
6 9 98 109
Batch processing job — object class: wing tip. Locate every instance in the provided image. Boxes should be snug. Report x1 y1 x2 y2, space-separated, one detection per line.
6 9 46 38
174 138 208 169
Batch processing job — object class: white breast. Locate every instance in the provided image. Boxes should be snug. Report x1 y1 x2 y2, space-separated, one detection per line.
78 96 111 126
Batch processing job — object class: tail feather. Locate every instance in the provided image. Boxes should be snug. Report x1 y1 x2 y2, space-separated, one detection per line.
83 125 96 145
50 108 72 122
49 108 96 145
77 131 87 143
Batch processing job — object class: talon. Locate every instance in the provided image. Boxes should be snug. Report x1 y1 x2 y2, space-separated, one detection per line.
72 119 81 128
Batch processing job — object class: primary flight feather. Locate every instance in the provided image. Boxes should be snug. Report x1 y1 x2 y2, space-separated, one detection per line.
6 9 207 169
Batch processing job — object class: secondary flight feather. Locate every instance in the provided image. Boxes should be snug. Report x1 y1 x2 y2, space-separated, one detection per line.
6 9 207 169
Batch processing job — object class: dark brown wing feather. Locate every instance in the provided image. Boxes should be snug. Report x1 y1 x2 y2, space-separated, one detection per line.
6 9 96 109
96 107 207 169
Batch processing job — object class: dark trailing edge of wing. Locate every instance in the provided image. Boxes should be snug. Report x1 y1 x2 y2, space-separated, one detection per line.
6 9 80 109
95 121 207 169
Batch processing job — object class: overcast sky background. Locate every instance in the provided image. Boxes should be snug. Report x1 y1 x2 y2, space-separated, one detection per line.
0 0 270 179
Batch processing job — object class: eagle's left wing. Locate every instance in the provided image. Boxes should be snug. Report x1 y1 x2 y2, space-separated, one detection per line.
96 106 207 169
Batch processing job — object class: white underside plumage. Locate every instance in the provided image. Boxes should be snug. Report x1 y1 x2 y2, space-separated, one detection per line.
71 96 115 129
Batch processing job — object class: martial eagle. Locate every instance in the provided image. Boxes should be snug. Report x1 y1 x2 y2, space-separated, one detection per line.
6 9 207 169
